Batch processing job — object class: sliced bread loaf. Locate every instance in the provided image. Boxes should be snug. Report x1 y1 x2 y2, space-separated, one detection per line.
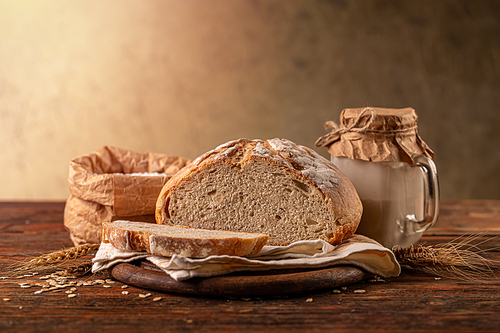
155 138 362 246
102 220 269 258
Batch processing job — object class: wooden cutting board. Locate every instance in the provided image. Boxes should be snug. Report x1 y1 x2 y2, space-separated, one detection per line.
110 261 372 297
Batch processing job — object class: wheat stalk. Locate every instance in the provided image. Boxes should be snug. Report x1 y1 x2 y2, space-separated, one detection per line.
1 243 100 277
393 234 499 280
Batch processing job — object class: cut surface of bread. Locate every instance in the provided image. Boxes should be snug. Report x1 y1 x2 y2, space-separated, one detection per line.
155 138 362 246
102 220 269 258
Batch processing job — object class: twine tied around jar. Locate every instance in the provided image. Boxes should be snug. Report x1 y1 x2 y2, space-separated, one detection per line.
315 107 418 148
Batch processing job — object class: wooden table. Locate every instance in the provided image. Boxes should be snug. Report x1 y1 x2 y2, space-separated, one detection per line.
1 200 499 332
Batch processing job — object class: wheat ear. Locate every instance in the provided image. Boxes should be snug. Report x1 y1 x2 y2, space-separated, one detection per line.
1 243 100 277
393 234 499 280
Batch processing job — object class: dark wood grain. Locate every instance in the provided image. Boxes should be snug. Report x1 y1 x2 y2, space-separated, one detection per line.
110 261 371 297
1 200 499 333
429 200 500 234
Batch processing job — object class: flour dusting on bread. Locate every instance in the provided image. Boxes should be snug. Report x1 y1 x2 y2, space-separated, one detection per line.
155 138 362 246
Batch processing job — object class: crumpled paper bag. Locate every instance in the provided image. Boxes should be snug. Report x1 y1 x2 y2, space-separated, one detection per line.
64 146 191 246
92 234 401 281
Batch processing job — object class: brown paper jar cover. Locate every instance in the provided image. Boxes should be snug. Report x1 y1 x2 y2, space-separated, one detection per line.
315 107 434 164
64 146 191 245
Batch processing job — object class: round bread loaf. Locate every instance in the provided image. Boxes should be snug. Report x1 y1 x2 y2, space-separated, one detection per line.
155 138 362 246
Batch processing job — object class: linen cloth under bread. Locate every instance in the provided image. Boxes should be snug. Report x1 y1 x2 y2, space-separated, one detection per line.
92 234 401 281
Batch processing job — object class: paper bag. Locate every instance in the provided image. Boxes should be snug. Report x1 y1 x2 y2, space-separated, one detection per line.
64 146 191 245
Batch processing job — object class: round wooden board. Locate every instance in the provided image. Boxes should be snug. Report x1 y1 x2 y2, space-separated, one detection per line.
110 261 372 297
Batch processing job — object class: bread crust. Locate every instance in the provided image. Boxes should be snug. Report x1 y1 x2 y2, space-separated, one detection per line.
102 221 269 258
155 138 362 245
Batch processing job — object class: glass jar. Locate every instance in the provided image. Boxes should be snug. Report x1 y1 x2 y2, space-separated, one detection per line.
317 107 439 248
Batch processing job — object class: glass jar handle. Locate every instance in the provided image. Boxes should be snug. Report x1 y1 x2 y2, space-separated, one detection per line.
405 154 440 234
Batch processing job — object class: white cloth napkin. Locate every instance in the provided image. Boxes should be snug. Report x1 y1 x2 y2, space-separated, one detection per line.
92 234 400 281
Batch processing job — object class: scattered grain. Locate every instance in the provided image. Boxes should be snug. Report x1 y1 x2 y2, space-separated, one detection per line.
102 285 111 288
121 285 129 289
139 293 152 298
68 294 77 298
354 289 366 294
3 298 10 301
122 291 129 295
369 276 386 283
332 289 341 294
153 297 162 302
306 298 313 302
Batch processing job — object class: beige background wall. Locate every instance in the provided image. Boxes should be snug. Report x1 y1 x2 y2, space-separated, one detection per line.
1 0 499 200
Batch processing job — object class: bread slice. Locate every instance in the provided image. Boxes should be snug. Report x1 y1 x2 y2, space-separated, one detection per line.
102 220 269 258
155 138 362 246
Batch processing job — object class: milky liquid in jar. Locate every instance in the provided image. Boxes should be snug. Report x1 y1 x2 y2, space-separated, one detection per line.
331 157 426 248
316 107 439 248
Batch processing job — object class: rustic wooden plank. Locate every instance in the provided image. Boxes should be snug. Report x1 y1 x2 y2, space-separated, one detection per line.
429 200 500 235
0 201 499 333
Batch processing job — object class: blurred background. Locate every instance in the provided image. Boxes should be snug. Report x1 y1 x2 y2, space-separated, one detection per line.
0 0 499 200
